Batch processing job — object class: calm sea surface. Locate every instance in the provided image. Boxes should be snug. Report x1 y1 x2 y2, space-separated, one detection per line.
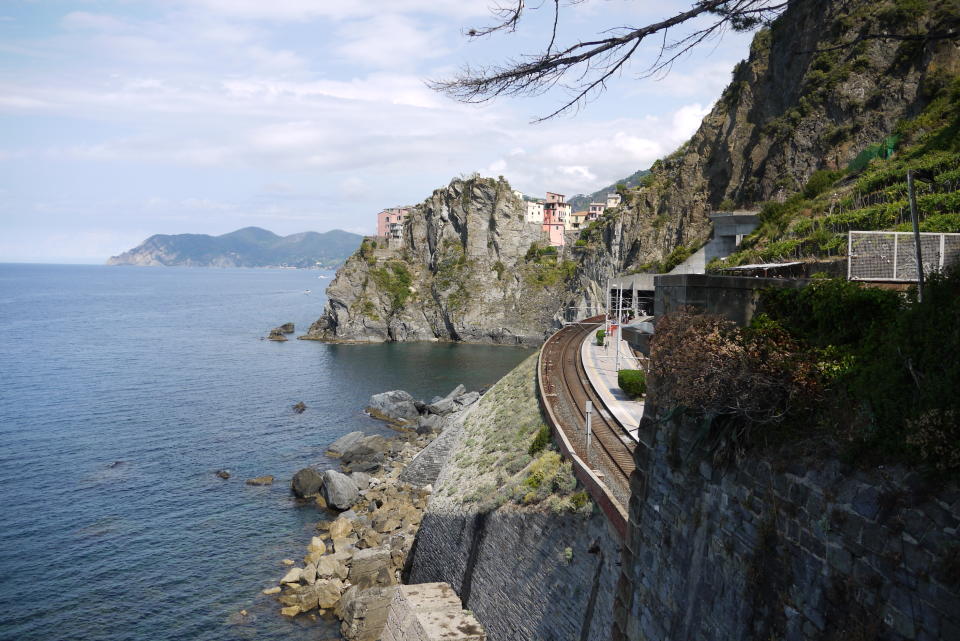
0 264 530 641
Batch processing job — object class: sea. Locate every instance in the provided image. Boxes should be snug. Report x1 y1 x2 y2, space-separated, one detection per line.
0 264 531 641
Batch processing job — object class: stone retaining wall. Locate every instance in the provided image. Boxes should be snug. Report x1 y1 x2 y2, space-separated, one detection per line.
409 506 621 641
614 396 960 641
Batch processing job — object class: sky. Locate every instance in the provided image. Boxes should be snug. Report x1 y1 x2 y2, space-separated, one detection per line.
0 0 756 263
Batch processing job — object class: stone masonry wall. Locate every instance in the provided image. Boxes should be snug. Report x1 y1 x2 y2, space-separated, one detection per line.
614 396 960 641
409 507 621 641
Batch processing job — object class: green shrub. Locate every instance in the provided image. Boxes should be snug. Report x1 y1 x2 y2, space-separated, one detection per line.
618 369 647 398
528 423 552 456
802 169 844 199
595 329 606 346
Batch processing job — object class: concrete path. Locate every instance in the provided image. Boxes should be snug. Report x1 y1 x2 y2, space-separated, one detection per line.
579 329 645 442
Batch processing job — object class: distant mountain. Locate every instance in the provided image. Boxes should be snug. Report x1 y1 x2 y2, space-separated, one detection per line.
567 169 651 211
107 227 364 268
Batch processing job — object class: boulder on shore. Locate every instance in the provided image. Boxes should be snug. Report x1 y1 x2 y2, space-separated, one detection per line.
246 475 274 486
322 469 360 511
348 546 395 589
455 391 481 408
366 390 420 424
425 397 458 416
341 435 390 464
327 431 365 457
291 467 324 498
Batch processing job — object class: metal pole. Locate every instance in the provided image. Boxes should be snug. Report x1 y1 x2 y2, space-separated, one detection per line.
615 287 623 372
907 169 925 302
585 400 593 462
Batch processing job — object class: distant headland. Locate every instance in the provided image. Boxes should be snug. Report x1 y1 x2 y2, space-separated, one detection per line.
106 227 363 268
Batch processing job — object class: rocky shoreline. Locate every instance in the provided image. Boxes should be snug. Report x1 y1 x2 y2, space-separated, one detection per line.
265 383 482 640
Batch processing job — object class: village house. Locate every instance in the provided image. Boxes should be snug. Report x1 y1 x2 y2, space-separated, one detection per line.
376 207 411 241
567 211 589 230
543 192 571 246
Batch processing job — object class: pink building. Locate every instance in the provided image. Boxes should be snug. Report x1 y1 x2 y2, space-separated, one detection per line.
376 207 410 240
542 192 570 246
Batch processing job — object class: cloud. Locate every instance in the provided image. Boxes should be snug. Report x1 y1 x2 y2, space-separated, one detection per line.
180 0 490 22
335 14 448 68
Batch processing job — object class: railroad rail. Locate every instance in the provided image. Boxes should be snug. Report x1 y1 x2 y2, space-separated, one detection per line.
537 316 637 539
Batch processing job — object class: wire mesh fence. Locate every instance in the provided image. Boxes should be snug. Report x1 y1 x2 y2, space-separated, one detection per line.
848 231 960 282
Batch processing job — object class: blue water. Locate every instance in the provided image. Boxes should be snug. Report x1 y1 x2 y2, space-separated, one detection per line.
0 264 531 641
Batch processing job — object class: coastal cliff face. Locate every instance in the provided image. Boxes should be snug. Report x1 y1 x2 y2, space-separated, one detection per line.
307 0 957 342
303 176 573 344
570 0 959 278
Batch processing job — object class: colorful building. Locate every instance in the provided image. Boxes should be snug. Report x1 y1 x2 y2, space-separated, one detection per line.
376 207 411 240
568 211 590 230
543 192 571 246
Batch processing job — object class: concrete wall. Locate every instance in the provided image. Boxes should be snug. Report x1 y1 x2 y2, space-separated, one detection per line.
613 393 960 641
654 273 808 326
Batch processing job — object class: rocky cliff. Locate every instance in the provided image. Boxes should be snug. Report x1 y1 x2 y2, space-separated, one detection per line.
566 0 958 299
303 176 576 344
308 0 958 342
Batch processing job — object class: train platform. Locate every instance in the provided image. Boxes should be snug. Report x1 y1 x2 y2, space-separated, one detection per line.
579 328 645 443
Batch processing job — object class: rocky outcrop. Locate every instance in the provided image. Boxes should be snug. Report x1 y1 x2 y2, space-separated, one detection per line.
301 176 574 345
563 0 960 291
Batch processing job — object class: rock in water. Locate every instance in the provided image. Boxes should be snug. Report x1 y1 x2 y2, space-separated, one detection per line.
245 475 274 486
443 384 466 400
277 322 295 334
280 567 303 584
366 390 420 424
292 401 307 414
216 469 231 480
322 469 360 511
291 467 324 498
268 328 288 341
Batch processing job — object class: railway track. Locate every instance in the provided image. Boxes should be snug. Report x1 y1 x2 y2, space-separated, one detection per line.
539 316 636 509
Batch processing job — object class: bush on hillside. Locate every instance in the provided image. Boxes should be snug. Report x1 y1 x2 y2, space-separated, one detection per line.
758 267 960 474
618 369 647 398
650 309 822 462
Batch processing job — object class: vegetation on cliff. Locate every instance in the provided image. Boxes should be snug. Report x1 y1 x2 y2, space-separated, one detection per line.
571 0 959 277
650 265 960 477
435 352 591 513
716 71 960 268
